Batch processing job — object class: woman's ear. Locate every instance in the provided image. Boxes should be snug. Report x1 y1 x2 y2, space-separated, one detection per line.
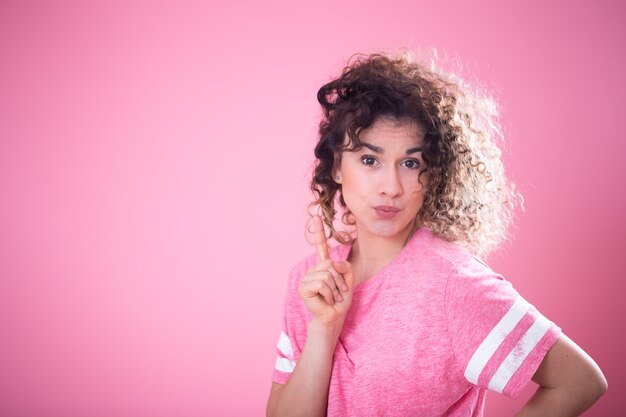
332 154 342 184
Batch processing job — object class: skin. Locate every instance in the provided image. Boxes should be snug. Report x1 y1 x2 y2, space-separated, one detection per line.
332 117 428 282
266 117 607 417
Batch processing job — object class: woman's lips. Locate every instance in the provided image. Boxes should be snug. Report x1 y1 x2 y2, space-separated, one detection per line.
373 205 400 219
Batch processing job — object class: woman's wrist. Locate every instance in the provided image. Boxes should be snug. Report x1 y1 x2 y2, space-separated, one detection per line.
308 318 344 342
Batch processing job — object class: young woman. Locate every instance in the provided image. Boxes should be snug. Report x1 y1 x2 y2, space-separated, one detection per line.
266 53 607 416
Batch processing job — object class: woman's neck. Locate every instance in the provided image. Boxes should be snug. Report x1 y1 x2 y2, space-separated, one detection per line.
348 226 414 284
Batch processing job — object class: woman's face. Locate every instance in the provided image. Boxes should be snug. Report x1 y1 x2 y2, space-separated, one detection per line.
335 116 428 243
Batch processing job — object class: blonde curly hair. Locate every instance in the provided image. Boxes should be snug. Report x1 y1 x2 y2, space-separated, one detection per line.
309 52 522 258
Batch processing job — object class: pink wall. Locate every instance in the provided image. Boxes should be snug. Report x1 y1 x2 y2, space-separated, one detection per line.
1 1 624 415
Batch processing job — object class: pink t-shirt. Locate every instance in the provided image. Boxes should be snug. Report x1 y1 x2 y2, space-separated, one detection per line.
272 227 561 416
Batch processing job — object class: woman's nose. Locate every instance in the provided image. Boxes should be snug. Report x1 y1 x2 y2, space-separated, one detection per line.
379 166 402 197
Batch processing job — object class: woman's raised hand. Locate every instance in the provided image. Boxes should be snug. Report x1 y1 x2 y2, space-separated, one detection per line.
298 215 355 328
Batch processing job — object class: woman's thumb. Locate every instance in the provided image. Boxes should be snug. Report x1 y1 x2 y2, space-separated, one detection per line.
333 261 354 290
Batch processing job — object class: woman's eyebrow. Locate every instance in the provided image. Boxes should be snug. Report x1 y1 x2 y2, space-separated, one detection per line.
360 142 422 154
406 146 423 154
361 142 384 153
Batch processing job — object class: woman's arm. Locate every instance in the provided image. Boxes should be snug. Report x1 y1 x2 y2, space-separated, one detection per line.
266 320 342 417
267 256 354 417
267 216 355 417
515 333 607 417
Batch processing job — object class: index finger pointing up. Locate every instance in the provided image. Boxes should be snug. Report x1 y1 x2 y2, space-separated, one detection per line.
311 214 330 261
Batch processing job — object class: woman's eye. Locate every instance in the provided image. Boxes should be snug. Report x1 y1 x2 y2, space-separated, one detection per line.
402 159 420 169
361 156 378 166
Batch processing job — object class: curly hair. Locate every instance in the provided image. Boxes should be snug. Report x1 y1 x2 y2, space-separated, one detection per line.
309 52 522 258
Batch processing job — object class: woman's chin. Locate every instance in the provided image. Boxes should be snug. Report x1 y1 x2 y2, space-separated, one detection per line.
358 221 412 241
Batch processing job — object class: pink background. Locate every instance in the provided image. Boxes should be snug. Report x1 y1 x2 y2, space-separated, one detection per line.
1 1 624 416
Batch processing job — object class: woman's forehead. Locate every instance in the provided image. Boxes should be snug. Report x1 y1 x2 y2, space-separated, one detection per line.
346 117 425 148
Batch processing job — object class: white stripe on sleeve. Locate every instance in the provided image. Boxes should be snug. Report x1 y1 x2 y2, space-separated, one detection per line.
464 297 530 384
275 330 296 373
275 356 296 373
488 314 551 393
277 330 294 360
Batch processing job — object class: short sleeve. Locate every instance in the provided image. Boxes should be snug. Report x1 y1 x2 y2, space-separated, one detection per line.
445 257 562 399
272 324 298 384
271 256 314 385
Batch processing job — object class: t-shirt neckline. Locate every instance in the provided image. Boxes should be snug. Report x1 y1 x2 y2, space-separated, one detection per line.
335 227 430 293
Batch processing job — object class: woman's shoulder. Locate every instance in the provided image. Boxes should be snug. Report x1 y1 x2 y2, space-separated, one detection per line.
412 227 495 274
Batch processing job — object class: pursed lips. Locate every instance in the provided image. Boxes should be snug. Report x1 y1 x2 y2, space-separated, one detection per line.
373 205 400 212
372 206 401 219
